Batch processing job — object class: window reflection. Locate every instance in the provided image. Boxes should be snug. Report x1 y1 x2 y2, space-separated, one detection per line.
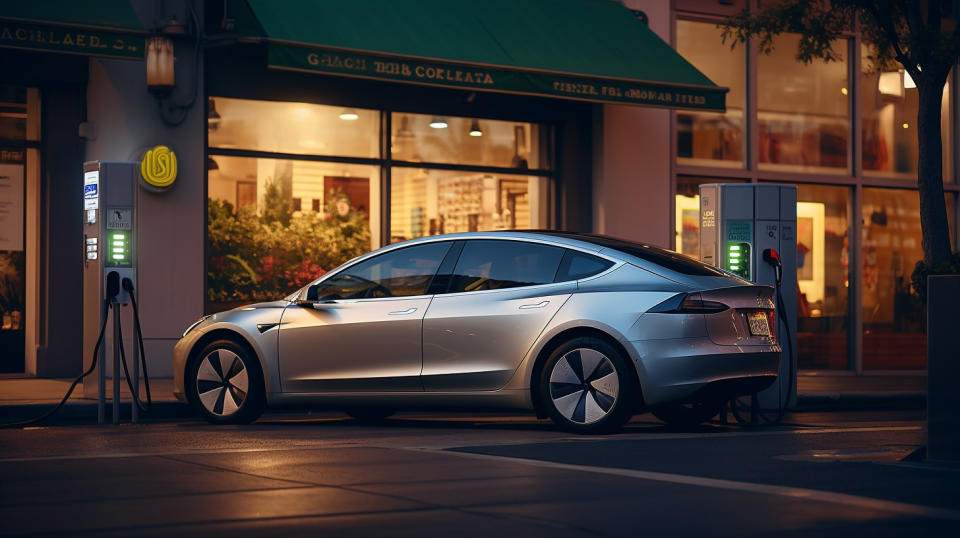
758 34 850 174
390 168 547 242
391 113 543 169
208 97 379 158
675 19 745 167
793 184 850 370
860 46 952 181
207 156 377 310
862 188 955 369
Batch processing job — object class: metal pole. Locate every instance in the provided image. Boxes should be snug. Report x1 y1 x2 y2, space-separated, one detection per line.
112 301 120 425
97 304 106 425
132 306 139 425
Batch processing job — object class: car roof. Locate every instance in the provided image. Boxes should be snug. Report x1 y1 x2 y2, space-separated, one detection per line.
389 230 728 278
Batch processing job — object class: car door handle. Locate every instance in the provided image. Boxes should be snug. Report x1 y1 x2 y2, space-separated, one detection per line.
519 300 549 309
389 307 418 315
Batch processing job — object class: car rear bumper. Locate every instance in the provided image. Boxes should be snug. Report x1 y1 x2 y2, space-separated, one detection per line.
627 337 780 406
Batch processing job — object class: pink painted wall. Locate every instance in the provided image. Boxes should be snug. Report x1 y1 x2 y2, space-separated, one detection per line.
593 0 673 248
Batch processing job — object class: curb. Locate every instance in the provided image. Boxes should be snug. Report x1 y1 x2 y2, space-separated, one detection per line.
0 401 195 426
795 393 925 412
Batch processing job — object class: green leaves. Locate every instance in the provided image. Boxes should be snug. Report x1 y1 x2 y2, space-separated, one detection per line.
206 189 371 309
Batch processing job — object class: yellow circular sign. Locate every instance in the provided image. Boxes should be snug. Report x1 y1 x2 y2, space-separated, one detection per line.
140 145 177 189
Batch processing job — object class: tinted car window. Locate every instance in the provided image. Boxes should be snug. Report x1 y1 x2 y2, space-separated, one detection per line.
533 231 726 277
448 240 564 292
555 250 614 282
313 242 451 300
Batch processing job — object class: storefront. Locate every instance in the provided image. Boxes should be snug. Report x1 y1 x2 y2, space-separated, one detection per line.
672 0 960 373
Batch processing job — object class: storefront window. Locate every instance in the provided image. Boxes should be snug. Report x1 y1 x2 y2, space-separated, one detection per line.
792 184 851 370
391 168 547 241
862 188 955 369
390 113 543 169
675 19 746 168
758 34 850 174
860 46 952 181
207 155 378 311
208 97 551 312
208 97 379 158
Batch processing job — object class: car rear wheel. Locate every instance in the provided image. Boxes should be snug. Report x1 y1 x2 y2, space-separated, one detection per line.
539 337 637 434
652 400 722 427
188 339 265 424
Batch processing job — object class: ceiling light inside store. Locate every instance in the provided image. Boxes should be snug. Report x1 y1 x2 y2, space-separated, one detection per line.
840 87 848 95
469 120 482 137
429 117 448 129
878 71 904 97
902 123 910 129
339 109 359 120
207 98 221 131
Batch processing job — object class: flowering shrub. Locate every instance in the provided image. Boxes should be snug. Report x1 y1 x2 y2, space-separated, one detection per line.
206 184 370 310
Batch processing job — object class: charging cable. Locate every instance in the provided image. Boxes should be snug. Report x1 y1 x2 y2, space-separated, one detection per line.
117 277 152 412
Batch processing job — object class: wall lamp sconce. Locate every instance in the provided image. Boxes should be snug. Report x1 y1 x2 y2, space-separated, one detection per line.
146 35 175 94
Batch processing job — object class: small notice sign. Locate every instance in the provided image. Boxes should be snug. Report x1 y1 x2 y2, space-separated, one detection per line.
84 170 99 210
106 209 132 230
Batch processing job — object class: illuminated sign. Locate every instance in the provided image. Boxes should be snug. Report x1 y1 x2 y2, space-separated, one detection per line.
140 145 177 190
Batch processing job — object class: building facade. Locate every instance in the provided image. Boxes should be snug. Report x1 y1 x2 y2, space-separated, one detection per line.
0 0 955 385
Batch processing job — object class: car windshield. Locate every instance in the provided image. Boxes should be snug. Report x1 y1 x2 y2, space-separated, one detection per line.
532 231 728 277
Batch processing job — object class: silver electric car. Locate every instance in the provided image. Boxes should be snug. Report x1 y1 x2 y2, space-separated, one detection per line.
174 231 779 433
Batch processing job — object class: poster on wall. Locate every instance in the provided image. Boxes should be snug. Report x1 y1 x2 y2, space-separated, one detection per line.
0 161 25 252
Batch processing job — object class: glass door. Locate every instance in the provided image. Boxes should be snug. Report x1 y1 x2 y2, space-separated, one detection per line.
0 85 36 373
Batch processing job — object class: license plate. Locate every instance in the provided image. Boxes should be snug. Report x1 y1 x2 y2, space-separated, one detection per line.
747 311 770 336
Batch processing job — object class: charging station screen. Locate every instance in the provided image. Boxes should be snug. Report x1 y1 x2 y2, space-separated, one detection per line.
106 231 131 267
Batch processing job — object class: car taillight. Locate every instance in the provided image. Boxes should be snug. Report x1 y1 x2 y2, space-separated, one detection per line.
679 295 729 313
766 309 776 341
649 292 729 314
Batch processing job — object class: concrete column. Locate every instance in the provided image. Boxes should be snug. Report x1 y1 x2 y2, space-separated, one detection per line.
592 0 672 247
84 1 204 378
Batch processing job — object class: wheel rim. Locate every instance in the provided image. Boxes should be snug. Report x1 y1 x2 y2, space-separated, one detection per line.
196 349 249 417
549 348 619 425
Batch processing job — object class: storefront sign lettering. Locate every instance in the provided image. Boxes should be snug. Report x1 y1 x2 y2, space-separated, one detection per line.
0 20 143 59
271 44 726 112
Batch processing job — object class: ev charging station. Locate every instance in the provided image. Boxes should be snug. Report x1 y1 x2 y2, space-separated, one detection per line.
699 183 798 414
81 161 148 424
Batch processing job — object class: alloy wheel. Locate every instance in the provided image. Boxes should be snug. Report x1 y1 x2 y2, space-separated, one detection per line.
548 348 619 425
196 349 249 417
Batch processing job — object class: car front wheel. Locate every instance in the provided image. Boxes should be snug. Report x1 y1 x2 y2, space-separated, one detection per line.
539 337 637 434
188 339 265 424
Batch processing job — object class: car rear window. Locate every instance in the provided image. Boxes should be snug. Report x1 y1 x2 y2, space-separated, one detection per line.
534 231 726 277
448 240 565 292
554 250 614 282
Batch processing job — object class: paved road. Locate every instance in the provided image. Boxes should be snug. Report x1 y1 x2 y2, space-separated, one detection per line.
0 411 957 537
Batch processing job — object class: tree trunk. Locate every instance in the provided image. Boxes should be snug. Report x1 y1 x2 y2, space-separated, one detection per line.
915 78 954 266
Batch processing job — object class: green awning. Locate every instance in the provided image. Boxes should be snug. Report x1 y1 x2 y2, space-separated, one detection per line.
0 1 145 59
242 0 727 111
